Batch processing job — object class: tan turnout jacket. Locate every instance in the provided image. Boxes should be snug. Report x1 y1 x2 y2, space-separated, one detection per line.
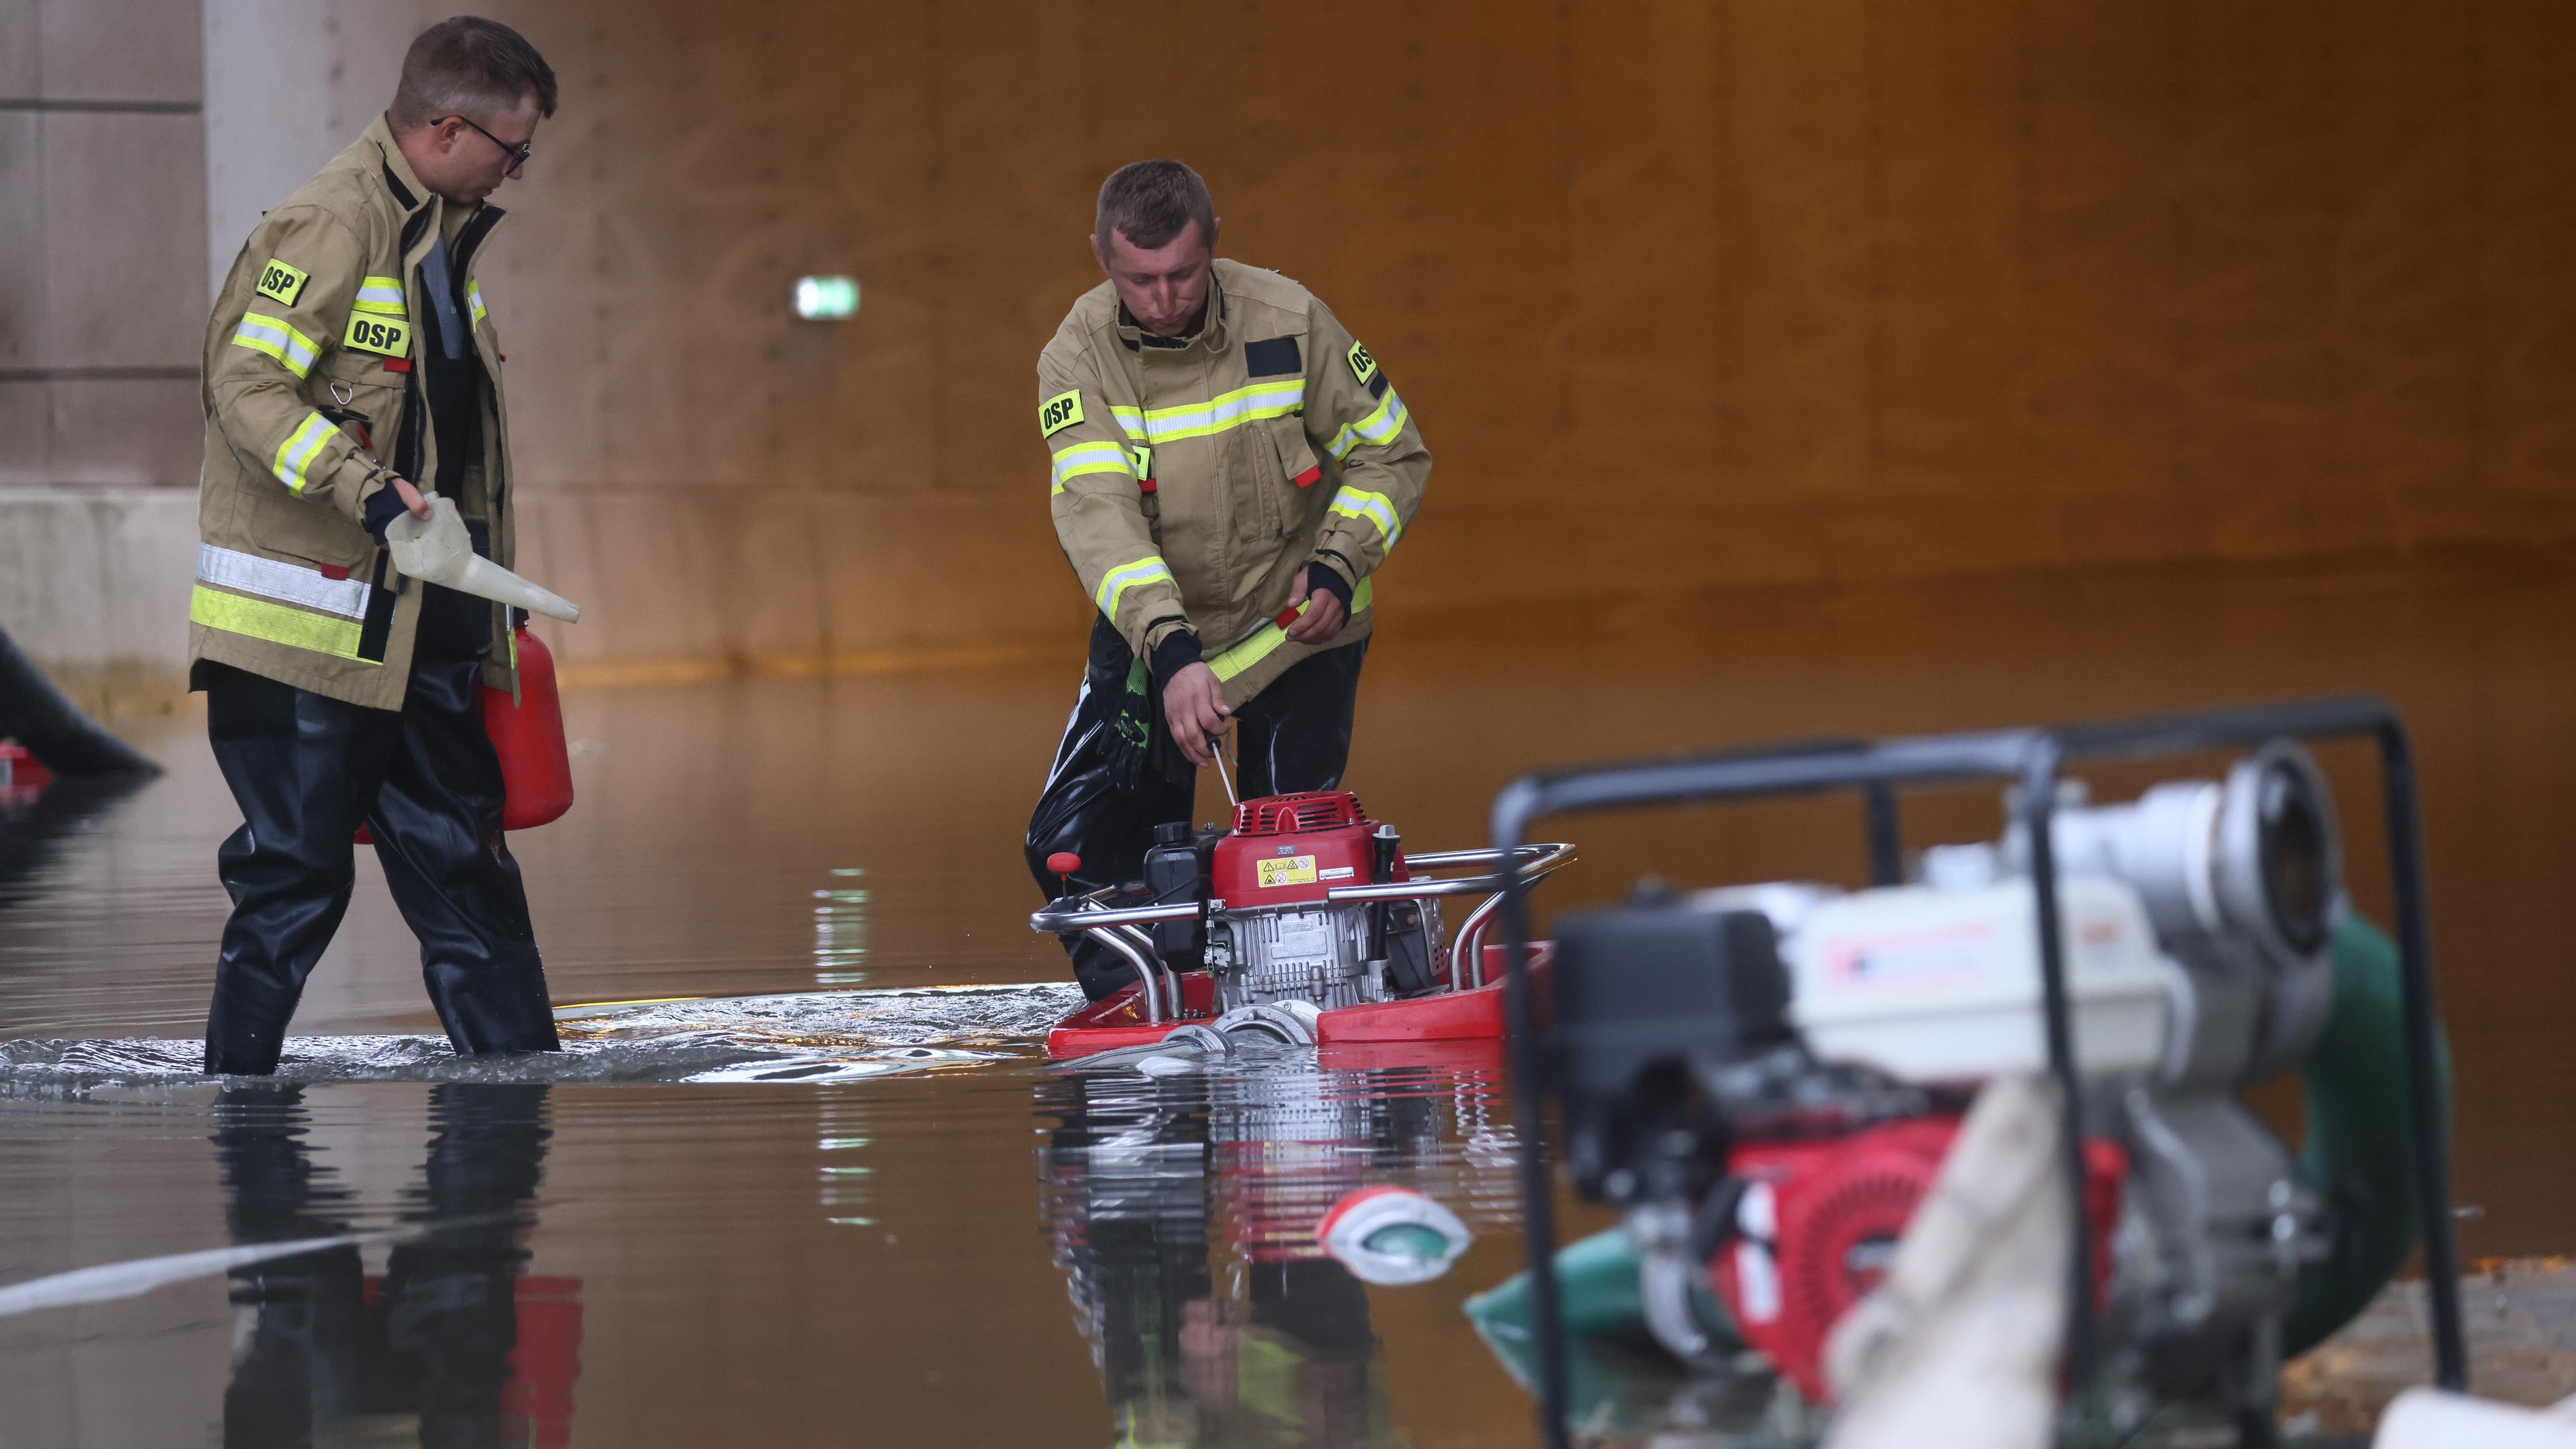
1038 259 1430 705
191 115 521 711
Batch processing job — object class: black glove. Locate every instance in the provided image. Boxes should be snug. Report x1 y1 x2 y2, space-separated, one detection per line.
362 483 410 542
1304 559 1354 614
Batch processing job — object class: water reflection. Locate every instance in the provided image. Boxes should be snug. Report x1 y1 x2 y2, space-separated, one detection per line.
213 1083 576 1447
1036 1050 1519 1447
0 775 152 912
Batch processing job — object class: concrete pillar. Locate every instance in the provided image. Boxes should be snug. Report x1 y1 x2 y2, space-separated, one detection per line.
0 0 209 703
201 0 416 301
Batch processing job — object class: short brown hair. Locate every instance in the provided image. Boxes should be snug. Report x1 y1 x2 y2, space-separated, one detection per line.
389 17 558 130
1095 160 1216 252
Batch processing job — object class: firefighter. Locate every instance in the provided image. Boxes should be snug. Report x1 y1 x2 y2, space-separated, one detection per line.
190 17 561 1074
1024 160 1432 1000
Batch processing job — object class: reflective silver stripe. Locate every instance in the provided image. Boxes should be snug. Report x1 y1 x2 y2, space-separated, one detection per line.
269 411 337 494
1094 555 1174 616
1327 486 1404 547
1050 440 1134 492
230 313 319 378
352 277 406 315
196 543 369 619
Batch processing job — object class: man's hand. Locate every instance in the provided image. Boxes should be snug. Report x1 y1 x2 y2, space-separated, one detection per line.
391 476 431 521
1162 661 1232 767
1282 566 1348 644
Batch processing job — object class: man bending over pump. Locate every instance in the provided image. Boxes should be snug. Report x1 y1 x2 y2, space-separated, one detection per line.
1024 160 1432 1000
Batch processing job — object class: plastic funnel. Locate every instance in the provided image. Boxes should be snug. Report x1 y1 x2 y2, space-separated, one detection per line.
386 494 582 623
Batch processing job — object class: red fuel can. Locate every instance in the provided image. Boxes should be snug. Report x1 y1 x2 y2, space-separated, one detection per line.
485 626 574 830
356 625 572 842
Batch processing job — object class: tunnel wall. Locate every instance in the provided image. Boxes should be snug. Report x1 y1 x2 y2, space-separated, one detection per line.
7 1 2576 696
0 0 207 710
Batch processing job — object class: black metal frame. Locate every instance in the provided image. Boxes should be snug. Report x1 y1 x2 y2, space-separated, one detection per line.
1489 696 2463 1449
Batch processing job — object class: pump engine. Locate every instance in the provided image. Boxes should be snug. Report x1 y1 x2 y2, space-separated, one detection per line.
1152 790 1448 1013
1550 741 2369 1431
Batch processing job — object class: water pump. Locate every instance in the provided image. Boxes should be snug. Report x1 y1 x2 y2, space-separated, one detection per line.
1032 790 1577 1057
1198 791 1445 1012
1540 738 2416 1434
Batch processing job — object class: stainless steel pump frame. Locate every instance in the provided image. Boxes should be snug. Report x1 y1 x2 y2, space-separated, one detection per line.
1030 843 1578 1023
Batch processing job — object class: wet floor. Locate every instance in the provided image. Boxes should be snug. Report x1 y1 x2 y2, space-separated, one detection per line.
3 555 2575 1444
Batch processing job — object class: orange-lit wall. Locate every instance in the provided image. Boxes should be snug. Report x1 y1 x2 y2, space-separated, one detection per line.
478 0 2576 678
16 1 2576 685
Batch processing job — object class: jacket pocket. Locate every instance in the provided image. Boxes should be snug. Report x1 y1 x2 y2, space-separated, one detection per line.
1265 416 1326 533
244 483 377 572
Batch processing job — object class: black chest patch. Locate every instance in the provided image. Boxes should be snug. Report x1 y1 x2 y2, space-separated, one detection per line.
1242 335 1303 378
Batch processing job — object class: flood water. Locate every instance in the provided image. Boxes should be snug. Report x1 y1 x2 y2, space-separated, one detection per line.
2 556 2573 1445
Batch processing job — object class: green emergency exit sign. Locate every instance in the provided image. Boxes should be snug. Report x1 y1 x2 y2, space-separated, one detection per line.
794 276 859 321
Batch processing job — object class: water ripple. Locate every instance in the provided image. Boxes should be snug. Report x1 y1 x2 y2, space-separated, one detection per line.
0 983 1082 1091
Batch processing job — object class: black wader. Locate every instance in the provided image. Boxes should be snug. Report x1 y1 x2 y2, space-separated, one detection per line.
202 581 559 1074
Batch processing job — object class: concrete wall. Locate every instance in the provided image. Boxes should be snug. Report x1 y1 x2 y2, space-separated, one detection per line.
0 0 207 702
11 1 2576 698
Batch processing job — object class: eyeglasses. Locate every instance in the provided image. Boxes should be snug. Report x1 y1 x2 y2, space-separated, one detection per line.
441 114 533 174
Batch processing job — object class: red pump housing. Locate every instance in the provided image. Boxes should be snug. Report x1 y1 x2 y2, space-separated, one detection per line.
1709 1116 2127 1405
1208 790 1407 906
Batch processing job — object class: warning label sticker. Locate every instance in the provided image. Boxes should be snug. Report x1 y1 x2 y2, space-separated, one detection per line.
1257 855 1318 888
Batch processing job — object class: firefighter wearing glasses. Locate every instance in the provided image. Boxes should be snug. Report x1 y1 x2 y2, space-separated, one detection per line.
1025 160 1433 1000
190 18 560 1074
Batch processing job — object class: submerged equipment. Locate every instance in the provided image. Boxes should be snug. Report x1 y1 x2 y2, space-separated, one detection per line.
1319 1186 1474 1285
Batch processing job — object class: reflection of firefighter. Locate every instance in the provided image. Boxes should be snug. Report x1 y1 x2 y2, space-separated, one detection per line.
1040 1064 1476 1448
213 1083 578 1447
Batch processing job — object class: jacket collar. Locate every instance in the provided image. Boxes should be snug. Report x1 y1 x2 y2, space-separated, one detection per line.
363 113 435 217
1114 262 1232 353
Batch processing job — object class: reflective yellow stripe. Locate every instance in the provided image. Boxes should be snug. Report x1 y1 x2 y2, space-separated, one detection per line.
1107 380 1305 445
229 313 319 378
507 626 519 669
1326 486 1403 548
1093 556 1174 617
468 280 487 326
190 585 367 660
1049 440 1134 494
1328 388 1409 460
270 411 337 494
352 276 406 315
1210 579 1374 683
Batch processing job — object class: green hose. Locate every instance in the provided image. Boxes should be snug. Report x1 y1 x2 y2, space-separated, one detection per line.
2282 914 2447 1355
1463 915 2440 1374
1463 1228 1732 1433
